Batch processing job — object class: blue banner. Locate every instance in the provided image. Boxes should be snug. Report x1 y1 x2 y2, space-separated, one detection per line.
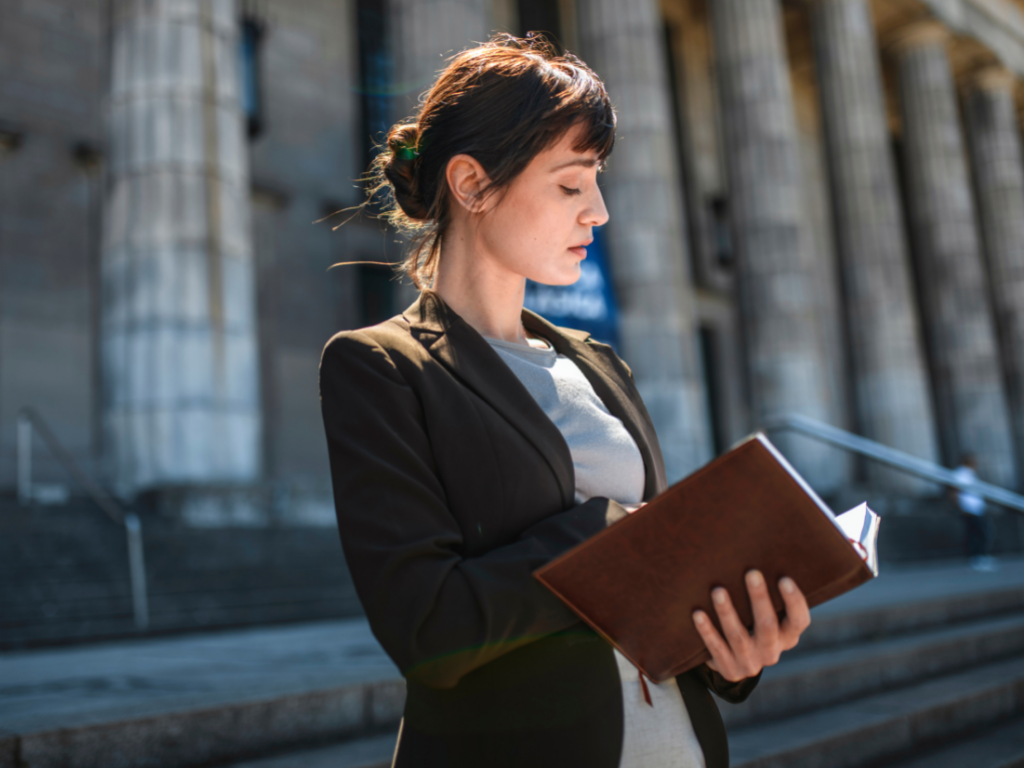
524 227 621 349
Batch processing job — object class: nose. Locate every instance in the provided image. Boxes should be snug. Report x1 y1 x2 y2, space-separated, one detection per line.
583 183 610 227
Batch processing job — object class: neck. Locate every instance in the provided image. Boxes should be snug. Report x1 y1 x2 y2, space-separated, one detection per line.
431 224 531 345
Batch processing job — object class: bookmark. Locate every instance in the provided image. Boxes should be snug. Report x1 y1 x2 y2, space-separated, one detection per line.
639 671 653 707
848 538 868 561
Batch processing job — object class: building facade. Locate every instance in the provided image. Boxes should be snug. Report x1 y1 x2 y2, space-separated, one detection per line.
4 0 1024 527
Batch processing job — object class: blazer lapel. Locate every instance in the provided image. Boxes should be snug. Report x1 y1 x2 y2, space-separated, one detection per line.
404 291 577 509
523 310 668 500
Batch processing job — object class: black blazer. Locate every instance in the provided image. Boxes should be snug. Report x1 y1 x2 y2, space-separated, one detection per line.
319 290 758 768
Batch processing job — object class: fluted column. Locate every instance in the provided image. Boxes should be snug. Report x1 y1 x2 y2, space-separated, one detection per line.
810 0 940 493
963 66 1024 486
390 0 490 120
578 0 712 479
103 0 260 495
388 0 490 306
892 22 1016 487
710 0 840 488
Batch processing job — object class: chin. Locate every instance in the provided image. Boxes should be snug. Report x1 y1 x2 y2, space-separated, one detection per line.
532 263 582 287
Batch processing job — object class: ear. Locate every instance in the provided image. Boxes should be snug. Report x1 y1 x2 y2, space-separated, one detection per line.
446 154 493 213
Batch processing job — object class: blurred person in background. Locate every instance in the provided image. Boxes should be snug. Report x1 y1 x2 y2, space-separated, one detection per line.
320 34 810 768
952 453 998 572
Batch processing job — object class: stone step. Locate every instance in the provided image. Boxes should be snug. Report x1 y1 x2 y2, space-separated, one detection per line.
729 653 1024 768
223 733 398 768
880 714 1024 768
798 558 1024 651
0 620 404 768
2 679 404 768
1 596 361 649
0 579 353 614
724 611 1024 728
0 506 363 648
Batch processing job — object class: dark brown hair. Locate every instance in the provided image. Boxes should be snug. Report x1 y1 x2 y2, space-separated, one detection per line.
367 33 616 289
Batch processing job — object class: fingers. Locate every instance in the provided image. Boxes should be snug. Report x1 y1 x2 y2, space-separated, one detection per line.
692 575 812 682
746 570 781 666
777 576 811 650
702 586 762 681
692 608 736 678
711 586 753 656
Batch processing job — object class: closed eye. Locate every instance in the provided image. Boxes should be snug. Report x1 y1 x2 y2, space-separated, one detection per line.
560 185 581 196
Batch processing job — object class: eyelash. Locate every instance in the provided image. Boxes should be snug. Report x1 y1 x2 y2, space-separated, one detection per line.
560 185 582 196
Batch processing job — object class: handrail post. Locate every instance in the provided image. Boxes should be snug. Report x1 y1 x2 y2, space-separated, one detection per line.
17 412 32 505
17 405 151 632
124 513 150 630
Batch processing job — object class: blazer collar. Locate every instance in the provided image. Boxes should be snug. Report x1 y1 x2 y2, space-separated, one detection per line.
404 290 666 504
522 310 667 500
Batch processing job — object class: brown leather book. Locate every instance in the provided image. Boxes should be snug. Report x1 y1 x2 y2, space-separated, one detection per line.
534 433 878 683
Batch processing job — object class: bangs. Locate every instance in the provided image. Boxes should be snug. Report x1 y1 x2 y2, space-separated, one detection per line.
544 57 617 163
569 95 616 163
445 36 617 169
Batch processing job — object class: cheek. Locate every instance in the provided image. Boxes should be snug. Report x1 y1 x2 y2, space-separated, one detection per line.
484 193 565 260
510 194 571 247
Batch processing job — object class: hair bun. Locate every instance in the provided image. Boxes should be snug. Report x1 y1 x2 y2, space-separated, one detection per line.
384 124 430 220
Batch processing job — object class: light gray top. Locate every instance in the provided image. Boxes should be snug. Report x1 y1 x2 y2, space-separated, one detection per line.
485 336 645 505
486 334 705 768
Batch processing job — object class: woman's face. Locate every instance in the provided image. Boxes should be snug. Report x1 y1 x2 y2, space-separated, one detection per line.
475 123 610 286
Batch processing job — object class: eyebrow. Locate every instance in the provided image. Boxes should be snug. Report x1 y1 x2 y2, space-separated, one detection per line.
549 157 599 171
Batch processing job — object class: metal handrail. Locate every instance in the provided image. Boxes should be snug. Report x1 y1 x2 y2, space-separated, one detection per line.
17 406 149 629
763 413 1024 514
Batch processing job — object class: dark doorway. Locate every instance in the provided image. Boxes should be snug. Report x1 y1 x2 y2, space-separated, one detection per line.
517 0 563 48
698 325 726 456
356 0 391 173
358 264 397 328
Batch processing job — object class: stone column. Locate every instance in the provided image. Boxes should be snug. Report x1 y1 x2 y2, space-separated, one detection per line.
390 0 491 120
387 0 490 307
578 0 712 479
709 0 841 488
891 22 1017 487
963 66 1024 486
810 0 940 493
103 0 260 496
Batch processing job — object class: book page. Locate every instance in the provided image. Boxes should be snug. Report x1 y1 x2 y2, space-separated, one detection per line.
836 503 880 576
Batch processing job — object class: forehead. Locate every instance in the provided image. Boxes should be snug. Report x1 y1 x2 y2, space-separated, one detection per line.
537 125 600 170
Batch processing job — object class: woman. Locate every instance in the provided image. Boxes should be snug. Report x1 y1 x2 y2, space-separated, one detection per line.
320 34 811 768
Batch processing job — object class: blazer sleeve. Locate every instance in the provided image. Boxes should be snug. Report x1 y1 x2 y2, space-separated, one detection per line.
319 331 628 690
694 664 762 704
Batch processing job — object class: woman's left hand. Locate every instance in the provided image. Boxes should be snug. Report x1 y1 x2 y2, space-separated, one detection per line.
691 570 811 682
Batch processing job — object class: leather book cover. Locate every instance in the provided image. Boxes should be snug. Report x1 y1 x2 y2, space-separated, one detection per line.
534 433 876 683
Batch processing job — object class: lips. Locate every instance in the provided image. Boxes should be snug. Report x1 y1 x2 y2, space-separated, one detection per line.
568 239 593 258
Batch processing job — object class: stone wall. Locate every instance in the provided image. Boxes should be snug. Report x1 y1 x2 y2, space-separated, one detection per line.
0 0 106 486
247 0 362 495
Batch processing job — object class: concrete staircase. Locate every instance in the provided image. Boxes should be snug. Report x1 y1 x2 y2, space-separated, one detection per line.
726 558 1024 768
228 558 1024 768
3 557 1023 768
0 619 405 768
0 497 363 650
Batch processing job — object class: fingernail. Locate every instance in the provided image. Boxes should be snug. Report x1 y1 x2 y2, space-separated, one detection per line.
693 611 706 625
780 577 795 594
746 570 764 587
713 588 727 606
